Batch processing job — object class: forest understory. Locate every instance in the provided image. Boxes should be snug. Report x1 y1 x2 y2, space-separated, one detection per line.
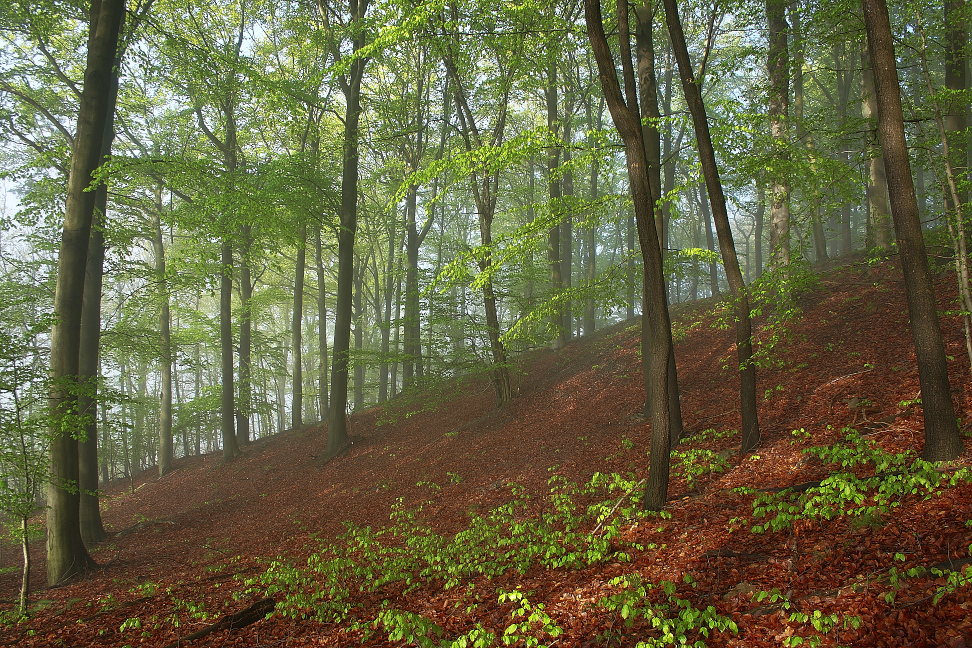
2 253 971 647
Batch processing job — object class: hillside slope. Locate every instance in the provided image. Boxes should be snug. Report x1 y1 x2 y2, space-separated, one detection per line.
2 255 971 647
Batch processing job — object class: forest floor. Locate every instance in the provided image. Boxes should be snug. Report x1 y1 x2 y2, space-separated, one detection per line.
2 253 972 647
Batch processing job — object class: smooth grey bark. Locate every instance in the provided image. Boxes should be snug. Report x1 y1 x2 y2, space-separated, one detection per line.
47 0 125 586
862 0 962 461
378 215 396 403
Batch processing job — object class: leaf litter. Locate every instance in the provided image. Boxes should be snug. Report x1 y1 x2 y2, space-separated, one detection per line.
1 255 971 647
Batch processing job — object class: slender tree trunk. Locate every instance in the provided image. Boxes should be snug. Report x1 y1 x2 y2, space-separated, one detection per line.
237 225 252 445
626 209 636 319
698 188 720 295
862 0 962 460
944 0 967 211
152 192 173 477
546 59 566 350
353 253 365 410
754 183 765 278
663 0 760 453
47 0 125 585
586 0 673 510
861 43 892 250
836 41 855 255
584 97 603 334
325 16 367 457
561 138 574 339
315 225 329 418
767 0 791 270
220 240 239 460
636 6 683 445
379 216 396 403
292 220 306 429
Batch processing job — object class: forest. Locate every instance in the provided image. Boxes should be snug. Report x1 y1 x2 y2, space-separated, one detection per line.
0 0 971 644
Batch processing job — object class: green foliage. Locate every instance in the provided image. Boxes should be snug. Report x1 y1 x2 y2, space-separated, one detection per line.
749 430 971 534
743 261 820 369
248 473 652 636
671 447 730 490
596 574 738 647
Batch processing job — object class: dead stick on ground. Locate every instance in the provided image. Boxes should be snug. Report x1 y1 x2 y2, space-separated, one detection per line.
592 479 647 537
161 597 276 648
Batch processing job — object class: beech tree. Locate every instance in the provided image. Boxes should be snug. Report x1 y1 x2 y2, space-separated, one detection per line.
862 0 962 462
46 0 126 586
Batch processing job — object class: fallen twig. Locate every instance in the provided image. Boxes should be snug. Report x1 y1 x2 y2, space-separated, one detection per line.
160 597 276 648
592 479 646 537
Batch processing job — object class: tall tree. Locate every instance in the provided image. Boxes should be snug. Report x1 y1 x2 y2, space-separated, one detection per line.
47 0 126 586
586 0 674 510
861 43 892 250
323 0 370 460
662 0 760 452
862 0 962 461
766 0 791 270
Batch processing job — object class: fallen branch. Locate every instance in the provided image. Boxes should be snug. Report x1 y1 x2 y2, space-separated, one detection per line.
161 597 276 648
592 479 646 537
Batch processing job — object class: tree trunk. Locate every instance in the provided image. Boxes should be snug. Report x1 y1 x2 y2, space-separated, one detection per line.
754 183 765 278
292 220 306 429
152 191 173 477
561 138 574 340
862 0 962 461
861 43 892 251
698 188 720 295
766 0 791 271
220 239 239 461
584 97 603 335
546 59 566 350
836 41 855 255
663 0 761 453
353 253 365 410
586 0 673 510
79 202 108 548
315 225 329 418
325 14 367 458
47 0 125 586
379 216 396 403
636 6 683 446
944 0 967 211
237 225 252 446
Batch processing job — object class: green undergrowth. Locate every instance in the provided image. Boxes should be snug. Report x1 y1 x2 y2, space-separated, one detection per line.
739 429 972 535
245 471 738 646
243 428 970 646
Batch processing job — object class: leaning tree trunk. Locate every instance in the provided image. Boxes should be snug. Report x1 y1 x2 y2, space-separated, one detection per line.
315 225 329 417
47 0 125 586
663 0 761 453
862 0 962 461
